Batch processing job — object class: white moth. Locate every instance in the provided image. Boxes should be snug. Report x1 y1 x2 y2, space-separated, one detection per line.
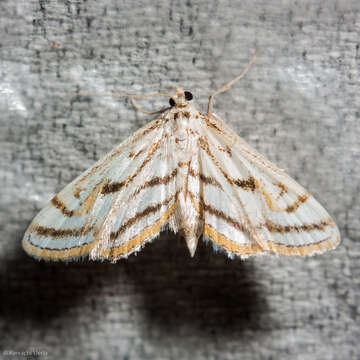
23 52 340 261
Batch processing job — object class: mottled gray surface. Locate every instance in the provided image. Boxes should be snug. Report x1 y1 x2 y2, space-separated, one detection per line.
0 1 359 359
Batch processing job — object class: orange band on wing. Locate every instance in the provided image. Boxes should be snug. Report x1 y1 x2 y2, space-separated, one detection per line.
204 224 263 255
22 236 95 261
101 200 178 259
204 224 340 257
23 200 178 261
264 233 340 256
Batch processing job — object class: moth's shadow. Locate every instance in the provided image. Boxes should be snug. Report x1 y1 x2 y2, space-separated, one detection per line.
1 249 106 328
2 232 267 336
122 233 267 336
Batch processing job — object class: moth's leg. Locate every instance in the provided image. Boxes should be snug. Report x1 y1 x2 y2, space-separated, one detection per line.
71 91 171 114
130 99 170 115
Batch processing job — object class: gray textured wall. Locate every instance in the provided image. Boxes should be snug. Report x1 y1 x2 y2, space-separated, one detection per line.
1 1 359 359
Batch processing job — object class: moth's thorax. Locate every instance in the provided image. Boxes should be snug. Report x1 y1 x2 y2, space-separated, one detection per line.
166 106 200 154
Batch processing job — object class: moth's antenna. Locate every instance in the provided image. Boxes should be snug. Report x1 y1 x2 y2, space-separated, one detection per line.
71 91 172 114
207 50 258 115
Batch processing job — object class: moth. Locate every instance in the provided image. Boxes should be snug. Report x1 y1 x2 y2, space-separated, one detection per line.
23 52 340 261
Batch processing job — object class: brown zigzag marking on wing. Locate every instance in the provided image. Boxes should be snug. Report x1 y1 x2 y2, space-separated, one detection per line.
199 136 309 213
102 140 161 194
188 167 222 188
265 218 335 233
110 191 180 241
29 224 93 238
187 191 247 233
131 168 178 198
51 196 74 217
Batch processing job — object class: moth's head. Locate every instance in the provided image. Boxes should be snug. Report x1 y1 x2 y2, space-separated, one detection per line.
168 86 193 108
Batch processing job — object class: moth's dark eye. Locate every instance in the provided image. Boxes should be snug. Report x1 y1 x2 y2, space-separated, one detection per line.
184 91 193 101
169 98 176 107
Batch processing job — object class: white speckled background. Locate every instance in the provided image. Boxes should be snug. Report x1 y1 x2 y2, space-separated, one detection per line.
0 1 359 359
